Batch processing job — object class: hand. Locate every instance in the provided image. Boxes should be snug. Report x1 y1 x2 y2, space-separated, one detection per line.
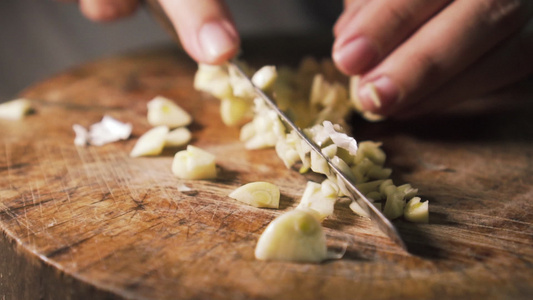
63 0 240 65
157 0 240 65
332 0 533 118
59 0 140 22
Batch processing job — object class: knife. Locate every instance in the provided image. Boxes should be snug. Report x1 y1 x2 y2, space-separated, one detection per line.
143 0 407 251
229 62 407 251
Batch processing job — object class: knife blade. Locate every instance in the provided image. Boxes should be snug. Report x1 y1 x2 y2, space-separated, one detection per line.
229 60 407 251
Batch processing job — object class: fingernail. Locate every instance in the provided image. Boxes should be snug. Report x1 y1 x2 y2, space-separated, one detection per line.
333 37 377 74
358 76 400 111
199 21 239 63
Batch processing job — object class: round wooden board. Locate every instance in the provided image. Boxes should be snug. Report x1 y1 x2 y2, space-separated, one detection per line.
1 45 532 300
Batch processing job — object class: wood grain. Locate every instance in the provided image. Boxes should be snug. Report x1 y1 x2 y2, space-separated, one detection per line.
0 45 532 300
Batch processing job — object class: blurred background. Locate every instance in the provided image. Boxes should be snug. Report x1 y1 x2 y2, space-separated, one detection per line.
0 0 342 101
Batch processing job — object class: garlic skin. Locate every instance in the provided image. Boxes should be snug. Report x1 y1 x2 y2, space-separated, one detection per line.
255 209 327 263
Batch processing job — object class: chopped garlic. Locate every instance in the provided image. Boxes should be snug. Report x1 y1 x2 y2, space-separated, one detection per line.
349 200 370 218
367 165 392 180
240 99 286 149
172 145 217 180
147 96 192 129
255 209 328 263
310 150 330 176
165 127 191 148
383 191 406 220
192 59 429 225
349 76 363 111
130 125 169 157
305 124 331 147
220 97 253 126
297 181 337 220
363 82 382 108
0 98 32 120
323 121 358 156
397 184 418 199
404 197 429 223
320 179 340 198
228 64 256 98
379 179 395 197
355 141 386 166
251 66 277 91
349 76 386 122
321 144 337 159
194 64 232 98
275 138 300 169
309 74 327 106
355 180 385 196
331 156 356 183
229 181 280 208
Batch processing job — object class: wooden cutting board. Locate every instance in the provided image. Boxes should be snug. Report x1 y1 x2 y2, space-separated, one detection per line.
1 43 532 300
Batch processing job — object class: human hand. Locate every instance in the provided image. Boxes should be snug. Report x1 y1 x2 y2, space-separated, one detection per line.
157 0 240 65
58 0 140 22
63 0 240 65
332 0 533 118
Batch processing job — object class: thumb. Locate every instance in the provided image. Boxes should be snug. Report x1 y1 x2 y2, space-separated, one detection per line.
158 0 240 64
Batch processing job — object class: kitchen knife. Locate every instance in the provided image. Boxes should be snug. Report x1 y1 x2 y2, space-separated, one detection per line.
229 61 407 251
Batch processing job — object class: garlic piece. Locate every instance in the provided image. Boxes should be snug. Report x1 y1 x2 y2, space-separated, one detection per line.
172 145 217 180
404 197 429 223
229 181 280 208
251 66 277 91
165 127 191 148
130 126 169 157
228 64 256 98
194 64 232 98
147 96 192 128
383 190 406 220
297 181 337 220
323 121 358 156
255 209 328 263
349 201 370 218
220 97 252 126
0 98 31 120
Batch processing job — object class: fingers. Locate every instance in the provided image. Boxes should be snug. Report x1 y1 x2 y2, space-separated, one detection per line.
333 0 452 75
158 0 240 65
79 0 139 22
351 0 533 116
333 0 369 38
397 19 533 118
